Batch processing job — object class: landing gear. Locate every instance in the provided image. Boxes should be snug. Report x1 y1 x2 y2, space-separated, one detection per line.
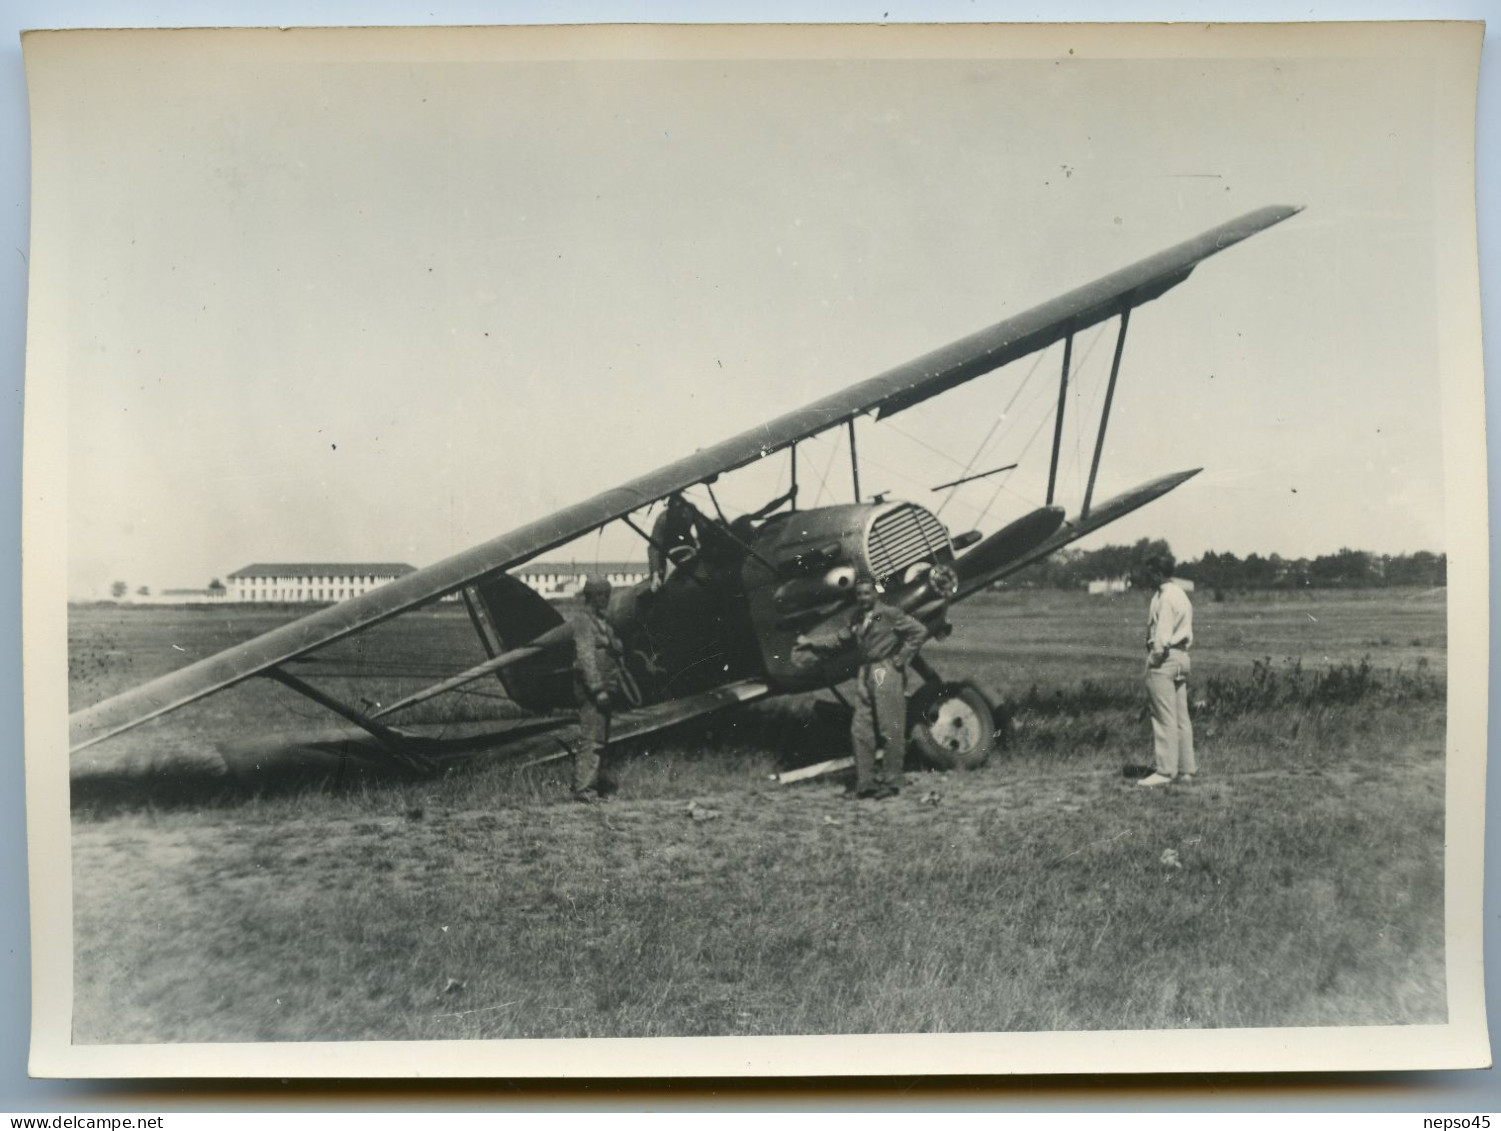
907 681 1001 770
903 654 1006 771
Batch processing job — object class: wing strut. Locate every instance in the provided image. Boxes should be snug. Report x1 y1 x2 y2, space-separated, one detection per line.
1045 334 1074 506
1082 309 1131 520
620 514 676 564
700 483 784 574
262 667 437 774
848 419 862 502
703 480 730 524
462 586 502 659
369 637 562 720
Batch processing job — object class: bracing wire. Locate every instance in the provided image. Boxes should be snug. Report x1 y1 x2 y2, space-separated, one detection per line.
932 347 1055 518
843 447 999 525
810 429 842 508
1075 336 1114 492
1072 379 1086 488
974 323 1111 527
1064 322 1111 502
977 409 1057 520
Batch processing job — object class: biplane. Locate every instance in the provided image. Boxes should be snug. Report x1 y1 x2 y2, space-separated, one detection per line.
69 205 1300 790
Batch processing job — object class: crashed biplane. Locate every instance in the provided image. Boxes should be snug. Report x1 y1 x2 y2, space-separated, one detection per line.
69 205 1300 790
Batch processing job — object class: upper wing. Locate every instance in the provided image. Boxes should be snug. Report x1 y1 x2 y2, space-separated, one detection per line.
870 206 1300 418
70 205 1298 753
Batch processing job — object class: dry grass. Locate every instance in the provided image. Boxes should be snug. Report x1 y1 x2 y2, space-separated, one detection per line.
67 590 1448 1042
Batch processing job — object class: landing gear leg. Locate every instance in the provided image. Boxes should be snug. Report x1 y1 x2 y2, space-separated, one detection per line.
910 653 943 687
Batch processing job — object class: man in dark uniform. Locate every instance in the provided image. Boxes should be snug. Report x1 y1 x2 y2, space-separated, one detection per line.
648 493 706 590
570 574 625 802
794 576 928 799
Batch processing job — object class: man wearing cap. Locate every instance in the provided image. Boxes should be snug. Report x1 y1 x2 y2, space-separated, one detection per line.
648 493 706 590
794 576 928 800
1137 552 1197 788
571 574 625 802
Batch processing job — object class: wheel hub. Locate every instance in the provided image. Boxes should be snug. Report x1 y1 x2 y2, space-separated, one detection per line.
927 696 984 753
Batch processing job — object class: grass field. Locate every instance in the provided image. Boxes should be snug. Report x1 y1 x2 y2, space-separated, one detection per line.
67 588 1448 1042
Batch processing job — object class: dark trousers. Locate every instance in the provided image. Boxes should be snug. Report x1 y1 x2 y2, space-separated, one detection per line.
851 659 906 793
574 685 610 793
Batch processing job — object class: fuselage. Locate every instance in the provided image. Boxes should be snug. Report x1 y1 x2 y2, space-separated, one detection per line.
599 498 958 703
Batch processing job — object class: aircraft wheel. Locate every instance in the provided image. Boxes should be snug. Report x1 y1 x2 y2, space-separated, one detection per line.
907 682 999 771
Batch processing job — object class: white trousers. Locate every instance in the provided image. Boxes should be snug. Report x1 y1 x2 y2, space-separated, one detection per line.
1146 650 1196 777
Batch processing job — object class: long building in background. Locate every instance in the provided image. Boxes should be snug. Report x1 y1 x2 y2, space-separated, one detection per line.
514 561 648 600
224 561 648 604
227 563 416 603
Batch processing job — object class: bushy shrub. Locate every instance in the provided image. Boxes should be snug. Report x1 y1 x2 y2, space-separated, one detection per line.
1198 656 1441 719
1006 655 1442 735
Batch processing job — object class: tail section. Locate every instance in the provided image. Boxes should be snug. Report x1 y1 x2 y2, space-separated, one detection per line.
463 574 573 711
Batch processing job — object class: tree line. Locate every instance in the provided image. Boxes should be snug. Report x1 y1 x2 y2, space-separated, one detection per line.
1014 538 1447 592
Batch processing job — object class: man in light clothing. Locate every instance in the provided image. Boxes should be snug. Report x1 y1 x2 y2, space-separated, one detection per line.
1138 552 1196 787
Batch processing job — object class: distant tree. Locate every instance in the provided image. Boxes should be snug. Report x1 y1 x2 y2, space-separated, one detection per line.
1386 551 1443 588
1193 549 1244 592
110 580 127 599
1089 543 1135 581
1016 538 1173 590
1240 552 1276 588
1014 539 1444 592
1309 548 1378 588
207 578 226 593
136 585 150 597
1125 538 1173 588
1011 546 1083 588
1189 550 1218 590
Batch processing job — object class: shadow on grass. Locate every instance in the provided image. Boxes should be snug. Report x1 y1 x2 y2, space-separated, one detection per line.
70 719 575 818
71 658 1443 817
70 699 852 818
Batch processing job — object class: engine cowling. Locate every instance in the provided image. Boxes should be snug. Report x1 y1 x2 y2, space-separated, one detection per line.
773 566 858 611
747 500 959 690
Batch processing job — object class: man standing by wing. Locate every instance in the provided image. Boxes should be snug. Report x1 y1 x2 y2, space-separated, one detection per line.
795 576 928 800
571 575 625 803
1137 552 1197 787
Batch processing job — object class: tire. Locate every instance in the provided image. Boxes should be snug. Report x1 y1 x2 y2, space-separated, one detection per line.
907 682 999 771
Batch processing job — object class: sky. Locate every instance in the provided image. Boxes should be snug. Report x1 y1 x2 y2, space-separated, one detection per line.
30 26 1473 597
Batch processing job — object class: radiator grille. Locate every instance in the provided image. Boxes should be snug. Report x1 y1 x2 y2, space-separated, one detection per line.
865 504 949 582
